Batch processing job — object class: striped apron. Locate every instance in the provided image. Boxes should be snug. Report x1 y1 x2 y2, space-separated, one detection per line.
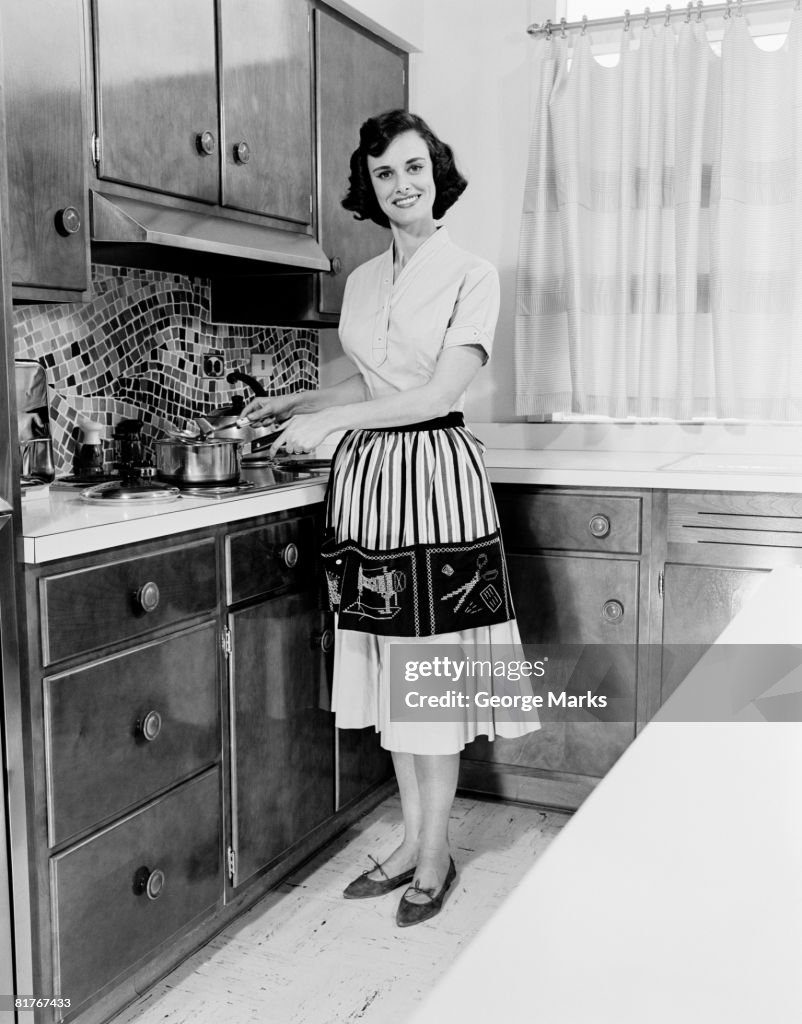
321 413 516 637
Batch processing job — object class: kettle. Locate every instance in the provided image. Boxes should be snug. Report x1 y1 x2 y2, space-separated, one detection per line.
20 437 55 482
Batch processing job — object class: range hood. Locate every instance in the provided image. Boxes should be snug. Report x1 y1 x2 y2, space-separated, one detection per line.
90 191 331 274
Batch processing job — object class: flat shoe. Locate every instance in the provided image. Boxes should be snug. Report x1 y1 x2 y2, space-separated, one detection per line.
343 854 415 900
396 857 457 927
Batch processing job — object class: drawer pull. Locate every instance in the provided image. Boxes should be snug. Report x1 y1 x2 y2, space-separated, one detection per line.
55 205 82 236
588 514 611 538
311 628 334 653
277 542 299 569
136 710 163 742
133 865 166 901
602 599 624 623
233 140 251 164
135 581 161 613
330 255 343 276
196 129 216 155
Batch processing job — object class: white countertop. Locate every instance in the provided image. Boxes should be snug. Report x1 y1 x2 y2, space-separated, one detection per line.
21 448 802 563
21 479 327 563
482 447 802 491
407 567 802 1024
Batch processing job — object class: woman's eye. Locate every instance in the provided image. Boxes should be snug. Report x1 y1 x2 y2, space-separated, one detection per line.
409 164 423 173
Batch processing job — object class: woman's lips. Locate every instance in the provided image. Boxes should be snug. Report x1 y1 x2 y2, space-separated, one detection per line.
394 194 420 208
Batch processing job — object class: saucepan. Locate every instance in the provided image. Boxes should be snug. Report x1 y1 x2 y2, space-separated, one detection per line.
154 413 286 486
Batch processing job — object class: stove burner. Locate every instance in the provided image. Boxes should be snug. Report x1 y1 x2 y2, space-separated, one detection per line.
180 481 255 498
80 480 181 504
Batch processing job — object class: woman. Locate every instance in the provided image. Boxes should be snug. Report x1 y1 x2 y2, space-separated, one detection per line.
240 110 539 927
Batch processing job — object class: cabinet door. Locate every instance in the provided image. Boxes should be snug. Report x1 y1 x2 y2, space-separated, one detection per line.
337 727 392 809
229 591 334 889
465 553 639 777
94 0 219 202
220 0 312 223
316 9 406 314
1 0 88 294
660 562 768 705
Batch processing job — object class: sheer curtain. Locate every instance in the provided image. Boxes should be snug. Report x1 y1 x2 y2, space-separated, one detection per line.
515 12 802 420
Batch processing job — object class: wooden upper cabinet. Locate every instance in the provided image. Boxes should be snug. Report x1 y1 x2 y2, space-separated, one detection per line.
93 0 313 221
220 0 312 224
1 0 89 297
93 0 219 202
316 8 406 314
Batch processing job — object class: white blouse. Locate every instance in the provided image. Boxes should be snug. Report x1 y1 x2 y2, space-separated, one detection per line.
338 227 500 412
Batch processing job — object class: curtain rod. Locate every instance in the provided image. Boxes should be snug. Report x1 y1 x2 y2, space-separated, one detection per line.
527 0 798 37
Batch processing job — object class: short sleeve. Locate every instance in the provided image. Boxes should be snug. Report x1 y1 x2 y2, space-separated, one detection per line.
442 262 501 364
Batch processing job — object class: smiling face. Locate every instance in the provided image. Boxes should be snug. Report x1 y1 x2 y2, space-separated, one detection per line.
366 130 436 232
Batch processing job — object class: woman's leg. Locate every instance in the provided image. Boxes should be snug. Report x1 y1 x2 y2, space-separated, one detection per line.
406 752 459 899
365 751 422 879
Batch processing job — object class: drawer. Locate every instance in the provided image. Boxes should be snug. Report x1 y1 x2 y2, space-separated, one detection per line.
51 768 221 1010
44 622 219 846
226 515 315 605
40 538 217 665
496 491 642 554
508 552 639 645
667 490 802 567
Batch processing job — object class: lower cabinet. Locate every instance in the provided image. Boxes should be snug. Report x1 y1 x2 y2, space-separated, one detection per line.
462 487 650 810
338 727 393 810
227 590 335 888
21 506 392 1023
658 490 802 704
461 485 802 812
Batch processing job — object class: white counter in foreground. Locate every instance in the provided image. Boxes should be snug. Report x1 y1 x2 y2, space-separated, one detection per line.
408 568 802 1024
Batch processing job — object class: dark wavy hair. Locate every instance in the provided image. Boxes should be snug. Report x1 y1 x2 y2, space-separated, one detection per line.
341 110 468 228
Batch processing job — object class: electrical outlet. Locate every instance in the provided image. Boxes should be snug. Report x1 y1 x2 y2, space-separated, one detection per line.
250 353 273 378
202 350 225 379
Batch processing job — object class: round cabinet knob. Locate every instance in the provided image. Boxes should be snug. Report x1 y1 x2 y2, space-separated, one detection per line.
330 256 343 276
311 628 334 653
137 710 163 742
133 866 166 900
55 206 82 236
602 599 624 623
196 130 216 156
588 514 611 539
279 542 299 569
233 140 251 165
135 581 161 613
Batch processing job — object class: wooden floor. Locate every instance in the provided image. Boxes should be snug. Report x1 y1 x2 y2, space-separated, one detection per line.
110 793 570 1024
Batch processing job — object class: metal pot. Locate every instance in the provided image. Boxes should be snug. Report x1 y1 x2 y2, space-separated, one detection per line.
153 438 241 486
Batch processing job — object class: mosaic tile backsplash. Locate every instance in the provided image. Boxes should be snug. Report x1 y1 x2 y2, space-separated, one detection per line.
13 264 318 476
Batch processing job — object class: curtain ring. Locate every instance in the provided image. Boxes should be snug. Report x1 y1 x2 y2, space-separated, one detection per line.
685 2 693 22
581 13 589 34
696 0 703 20
643 6 651 28
560 16 568 37
664 4 672 25
736 0 743 14
545 18 553 36
624 8 632 30
724 0 732 18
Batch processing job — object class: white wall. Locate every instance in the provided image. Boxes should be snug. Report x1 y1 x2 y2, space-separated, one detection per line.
319 0 556 422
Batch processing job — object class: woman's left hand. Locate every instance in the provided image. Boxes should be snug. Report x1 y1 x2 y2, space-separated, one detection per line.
267 410 339 457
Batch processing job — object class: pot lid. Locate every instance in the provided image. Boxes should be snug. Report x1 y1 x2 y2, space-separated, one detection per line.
91 192 331 272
